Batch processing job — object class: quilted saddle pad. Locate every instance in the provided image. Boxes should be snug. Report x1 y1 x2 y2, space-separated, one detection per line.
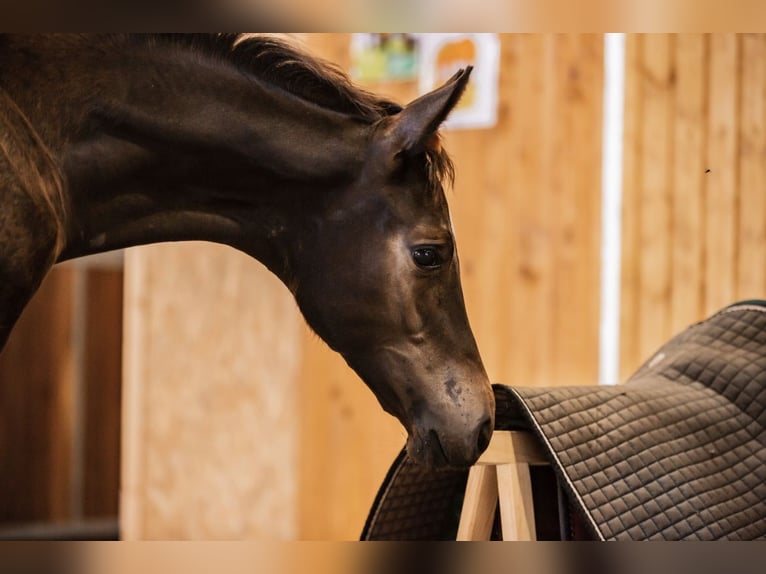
362 301 766 540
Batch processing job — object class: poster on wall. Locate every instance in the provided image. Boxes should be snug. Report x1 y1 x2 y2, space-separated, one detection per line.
350 33 419 82
418 33 500 130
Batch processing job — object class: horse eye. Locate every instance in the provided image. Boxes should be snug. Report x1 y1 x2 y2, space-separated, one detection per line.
412 247 441 269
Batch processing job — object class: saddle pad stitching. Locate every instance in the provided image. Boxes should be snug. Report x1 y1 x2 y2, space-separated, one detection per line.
512 380 766 539
595 445 765 539
361 453 408 538
550 388 726 462
696 486 766 537
508 386 606 541
669 340 766 446
716 305 766 317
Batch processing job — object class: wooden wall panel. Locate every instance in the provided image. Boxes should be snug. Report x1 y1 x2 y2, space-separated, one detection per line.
620 33 766 380
705 34 739 315
83 269 123 518
619 35 643 381
638 35 674 367
121 244 302 540
737 35 766 299
0 268 75 524
445 34 604 390
0 262 124 534
546 35 603 387
670 35 706 335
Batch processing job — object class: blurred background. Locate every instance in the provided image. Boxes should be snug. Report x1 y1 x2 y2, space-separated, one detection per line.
0 33 764 540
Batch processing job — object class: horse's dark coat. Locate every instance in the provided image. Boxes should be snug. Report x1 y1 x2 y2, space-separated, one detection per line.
0 34 494 467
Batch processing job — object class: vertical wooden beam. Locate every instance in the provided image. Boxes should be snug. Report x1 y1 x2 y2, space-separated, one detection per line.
507 34 553 386
83 269 124 518
458 431 546 540
496 463 537 540
670 34 707 334
736 34 766 299
704 34 739 314
450 34 604 389
456 465 499 540
638 34 674 363
550 34 603 387
620 34 643 381
0 268 76 523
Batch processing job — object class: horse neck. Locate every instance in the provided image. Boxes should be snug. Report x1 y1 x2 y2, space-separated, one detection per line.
10 37 370 275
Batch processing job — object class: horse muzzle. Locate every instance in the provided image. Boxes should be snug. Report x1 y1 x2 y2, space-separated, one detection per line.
407 406 495 468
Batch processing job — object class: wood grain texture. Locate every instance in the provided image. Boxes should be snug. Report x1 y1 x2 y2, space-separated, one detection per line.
83 269 123 518
121 244 301 540
445 34 603 389
456 464 499 541
670 34 707 335
621 34 766 380
0 268 75 523
704 34 739 315
496 462 536 540
619 35 643 381
548 34 603 387
737 35 766 300
476 430 547 466
638 34 674 363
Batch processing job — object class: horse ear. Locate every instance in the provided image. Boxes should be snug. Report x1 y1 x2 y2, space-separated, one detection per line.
388 67 472 156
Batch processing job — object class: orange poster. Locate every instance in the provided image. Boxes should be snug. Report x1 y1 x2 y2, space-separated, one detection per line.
419 34 500 130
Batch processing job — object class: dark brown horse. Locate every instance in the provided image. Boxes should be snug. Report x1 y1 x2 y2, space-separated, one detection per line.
0 34 494 468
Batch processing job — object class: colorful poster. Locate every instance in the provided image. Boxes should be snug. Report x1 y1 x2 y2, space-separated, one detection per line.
351 33 419 82
418 33 500 130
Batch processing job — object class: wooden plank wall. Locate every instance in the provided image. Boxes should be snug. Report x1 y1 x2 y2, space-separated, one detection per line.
83 269 124 518
0 265 123 527
451 35 603 389
0 268 76 524
620 34 766 381
121 244 303 540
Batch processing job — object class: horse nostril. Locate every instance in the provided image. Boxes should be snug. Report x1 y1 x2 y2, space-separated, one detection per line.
476 417 493 454
428 428 449 466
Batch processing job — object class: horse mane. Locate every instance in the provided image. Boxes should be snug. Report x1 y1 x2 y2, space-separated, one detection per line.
130 34 403 123
124 34 456 190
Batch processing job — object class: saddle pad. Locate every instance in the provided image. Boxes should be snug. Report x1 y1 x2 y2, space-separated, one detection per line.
363 302 766 540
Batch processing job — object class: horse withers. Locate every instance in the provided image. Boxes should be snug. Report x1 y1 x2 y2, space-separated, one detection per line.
0 34 494 468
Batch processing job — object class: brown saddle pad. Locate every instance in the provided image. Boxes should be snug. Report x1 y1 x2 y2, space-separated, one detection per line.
362 301 766 540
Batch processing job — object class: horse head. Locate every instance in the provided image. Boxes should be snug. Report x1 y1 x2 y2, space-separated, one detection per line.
290 69 495 468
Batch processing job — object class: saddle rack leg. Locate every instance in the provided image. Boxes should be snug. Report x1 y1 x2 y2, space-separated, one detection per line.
456 430 547 541
456 465 499 540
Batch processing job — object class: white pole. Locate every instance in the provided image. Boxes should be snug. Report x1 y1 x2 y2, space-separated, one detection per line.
599 33 626 386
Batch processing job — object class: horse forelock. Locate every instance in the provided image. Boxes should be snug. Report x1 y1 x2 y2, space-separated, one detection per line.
425 136 456 195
